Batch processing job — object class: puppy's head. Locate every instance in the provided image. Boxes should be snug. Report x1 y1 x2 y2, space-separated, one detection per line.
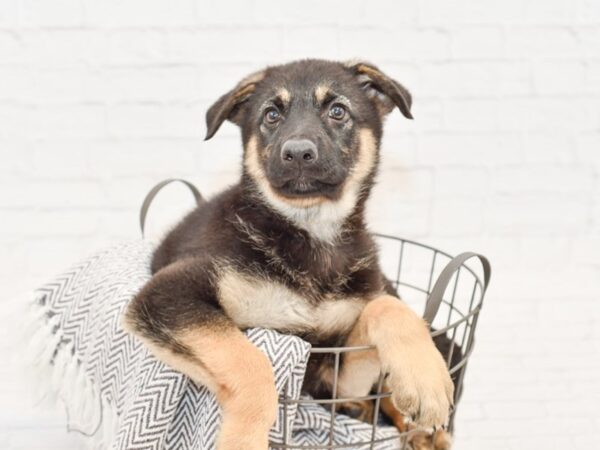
205 59 412 229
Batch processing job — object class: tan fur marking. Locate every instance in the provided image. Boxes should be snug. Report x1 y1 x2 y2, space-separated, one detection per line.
339 295 454 429
343 58 369 69
315 84 331 103
237 69 266 88
254 127 378 201
338 346 380 398
277 87 291 104
181 328 278 450
121 318 219 391
123 314 278 450
245 136 326 208
244 130 378 242
245 135 274 198
345 128 377 190
232 83 256 102
272 193 327 208
380 395 408 432
217 265 365 335
356 63 381 79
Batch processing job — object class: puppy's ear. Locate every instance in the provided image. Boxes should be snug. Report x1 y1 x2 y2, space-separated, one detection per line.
345 61 413 119
204 70 266 140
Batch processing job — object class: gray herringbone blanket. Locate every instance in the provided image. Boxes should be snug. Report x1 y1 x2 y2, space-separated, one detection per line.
24 241 400 449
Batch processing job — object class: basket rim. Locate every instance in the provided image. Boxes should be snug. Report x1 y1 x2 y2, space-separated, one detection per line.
373 233 486 292
298 233 488 353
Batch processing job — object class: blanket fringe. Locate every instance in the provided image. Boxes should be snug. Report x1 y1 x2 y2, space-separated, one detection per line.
13 291 118 449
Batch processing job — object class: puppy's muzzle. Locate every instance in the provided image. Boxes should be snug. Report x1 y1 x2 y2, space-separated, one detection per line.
280 139 318 166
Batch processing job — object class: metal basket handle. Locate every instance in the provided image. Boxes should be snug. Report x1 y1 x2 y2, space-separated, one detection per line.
139 178 204 238
423 252 491 324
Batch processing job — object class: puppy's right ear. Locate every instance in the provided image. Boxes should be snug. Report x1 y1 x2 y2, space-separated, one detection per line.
204 70 266 141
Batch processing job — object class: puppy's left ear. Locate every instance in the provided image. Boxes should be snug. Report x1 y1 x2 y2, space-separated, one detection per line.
345 61 413 119
204 70 266 140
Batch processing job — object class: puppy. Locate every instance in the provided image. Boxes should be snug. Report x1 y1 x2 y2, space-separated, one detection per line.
123 59 454 450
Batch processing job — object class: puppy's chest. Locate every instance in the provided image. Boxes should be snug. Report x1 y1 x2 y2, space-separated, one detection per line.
216 268 367 336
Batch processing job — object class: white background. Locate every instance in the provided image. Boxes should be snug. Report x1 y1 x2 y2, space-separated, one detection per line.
1 0 599 449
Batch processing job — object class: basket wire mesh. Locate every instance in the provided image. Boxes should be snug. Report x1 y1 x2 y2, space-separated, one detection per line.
138 179 491 450
271 234 491 450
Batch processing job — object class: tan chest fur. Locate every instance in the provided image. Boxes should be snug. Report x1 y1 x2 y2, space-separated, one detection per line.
217 268 366 335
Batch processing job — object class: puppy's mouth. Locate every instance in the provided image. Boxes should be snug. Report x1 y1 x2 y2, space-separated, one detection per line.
272 176 342 199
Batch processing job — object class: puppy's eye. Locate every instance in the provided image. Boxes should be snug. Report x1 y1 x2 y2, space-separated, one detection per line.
329 104 346 120
264 108 281 124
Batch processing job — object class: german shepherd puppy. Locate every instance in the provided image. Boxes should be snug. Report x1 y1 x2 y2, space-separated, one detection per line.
123 59 454 450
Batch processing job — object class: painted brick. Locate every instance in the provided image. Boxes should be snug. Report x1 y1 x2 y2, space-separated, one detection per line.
356 0 418 26
0 105 31 139
579 0 600 23
579 27 600 57
250 0 363 26
30 105 106 139
522 132 575 164
430 198 485 236
521 0 578 24
433 167 490 197
586 61 600 94
420 61 531 97
19 69 105 104
338 28 451 61
497 98 595 132
419 0 524 25
165 29 283 64
1 2 599 449
0 178 107 210
0 32 24 65
444 99 499 131
486 195 588 236
492 166 594 194
0 0 18 27
417 133 523 166
101 68 203 103
534 60 587 95
21 31 108 68
105 30 168 66
106 103 165 138
282 27 339 60
505 26 582 58
20 0 83 27
450 26 505 59
29 140 93 179
84 0 196 27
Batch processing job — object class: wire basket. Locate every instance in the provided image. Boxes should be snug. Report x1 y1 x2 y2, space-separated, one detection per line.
139 179 491 450
272 234 491 450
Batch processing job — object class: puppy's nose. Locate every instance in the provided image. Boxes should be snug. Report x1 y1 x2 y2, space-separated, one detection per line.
280 139 318 165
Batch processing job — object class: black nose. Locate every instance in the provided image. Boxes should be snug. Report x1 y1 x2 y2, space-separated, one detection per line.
280 139 318 165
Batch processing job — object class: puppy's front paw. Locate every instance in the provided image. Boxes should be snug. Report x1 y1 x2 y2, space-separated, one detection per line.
411 428 453 450
386 341 454 429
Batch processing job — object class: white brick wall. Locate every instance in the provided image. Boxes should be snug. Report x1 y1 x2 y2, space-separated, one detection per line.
1 0 599 448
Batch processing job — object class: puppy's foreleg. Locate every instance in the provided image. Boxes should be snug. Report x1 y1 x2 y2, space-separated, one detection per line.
123 259 278 450
340 295 454 429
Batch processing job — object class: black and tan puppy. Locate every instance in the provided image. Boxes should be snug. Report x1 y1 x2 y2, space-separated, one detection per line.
123 59 454 450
